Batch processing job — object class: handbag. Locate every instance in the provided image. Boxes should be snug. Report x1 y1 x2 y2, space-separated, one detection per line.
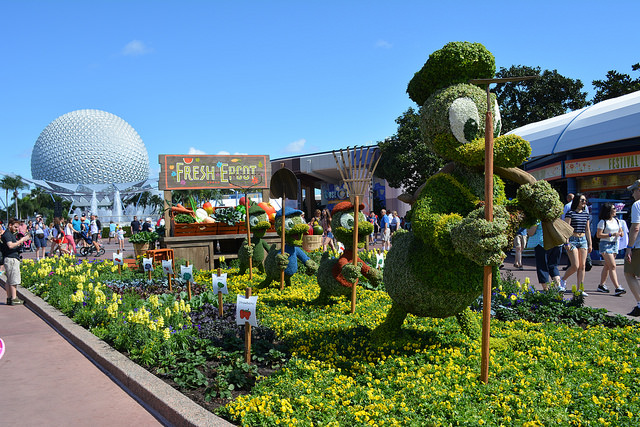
585 253 593 272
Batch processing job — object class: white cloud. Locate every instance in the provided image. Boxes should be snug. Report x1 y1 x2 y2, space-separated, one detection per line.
122 40 153 56
282 139 306 153
216 150 248 155
375 39 392 49
188 147 207 155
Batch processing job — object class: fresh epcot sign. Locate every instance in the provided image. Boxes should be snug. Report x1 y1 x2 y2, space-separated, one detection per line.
158 154 271 190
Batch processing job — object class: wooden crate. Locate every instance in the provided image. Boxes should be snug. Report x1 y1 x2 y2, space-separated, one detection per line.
174 223 218 236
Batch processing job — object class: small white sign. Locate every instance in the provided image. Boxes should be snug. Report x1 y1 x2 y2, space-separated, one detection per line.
212 273 228 294
337 242 345 254
162 259 174 275
376 253 385 269
112 252 123 266
235 295 258 327
181 265 194 283
142 257 154 272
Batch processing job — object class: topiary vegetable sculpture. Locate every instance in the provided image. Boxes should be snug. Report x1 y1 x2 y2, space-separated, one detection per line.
373 41 571 340
314 201 382 304
256 207 318 289
238 203 272 275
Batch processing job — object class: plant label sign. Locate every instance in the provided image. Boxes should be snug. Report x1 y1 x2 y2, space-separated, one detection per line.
162 259 174 275
112 253 123 265
376 253 384 269
338 242 345 254
143 258 153 272
213 273 228 294
181 265 193 283
235 295 258 327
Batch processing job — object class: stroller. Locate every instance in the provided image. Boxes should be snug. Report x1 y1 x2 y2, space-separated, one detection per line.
15 232 32 252
78 227 105 257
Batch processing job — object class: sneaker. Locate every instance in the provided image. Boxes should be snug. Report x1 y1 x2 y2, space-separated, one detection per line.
7 297 24 306
558 279 566 292
596 284 610 293
614 288 627 296
581 291 589 297
627 306 640 317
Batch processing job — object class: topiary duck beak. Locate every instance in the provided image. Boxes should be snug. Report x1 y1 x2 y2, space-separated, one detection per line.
440 133 531 168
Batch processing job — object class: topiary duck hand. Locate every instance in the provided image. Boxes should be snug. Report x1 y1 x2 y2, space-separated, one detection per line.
517 180 563 223
304 259 318 275
450 206 509 266
243 243 255 258
341 263 360 283
366 267 383 286
276 253 290 271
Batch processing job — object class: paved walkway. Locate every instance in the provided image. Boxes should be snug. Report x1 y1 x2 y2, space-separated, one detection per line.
0 237 232 427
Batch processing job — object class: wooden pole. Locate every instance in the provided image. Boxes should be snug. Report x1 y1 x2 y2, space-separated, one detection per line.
217 267 223 316
244 287 252 364
168 270 172 292
481 86 494 384
279 163 287 291
117 250 122 275
186 260 192 301
245 192 253 280
351 195 360 314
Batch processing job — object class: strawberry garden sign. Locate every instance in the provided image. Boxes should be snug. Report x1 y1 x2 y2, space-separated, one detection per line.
158 154 271 190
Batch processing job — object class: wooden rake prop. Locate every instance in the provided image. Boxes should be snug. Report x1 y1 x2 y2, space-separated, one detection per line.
332 146 381 314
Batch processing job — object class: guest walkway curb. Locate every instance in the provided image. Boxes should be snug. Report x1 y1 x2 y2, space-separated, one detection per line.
12 283 233 427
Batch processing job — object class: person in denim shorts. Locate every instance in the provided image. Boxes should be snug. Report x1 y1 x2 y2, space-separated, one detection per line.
560 193 592 294
596 202 626 295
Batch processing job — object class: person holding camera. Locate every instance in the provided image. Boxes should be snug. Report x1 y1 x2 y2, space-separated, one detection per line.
1 218 30 305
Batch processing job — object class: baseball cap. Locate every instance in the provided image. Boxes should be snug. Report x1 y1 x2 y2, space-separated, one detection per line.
627 179 640 192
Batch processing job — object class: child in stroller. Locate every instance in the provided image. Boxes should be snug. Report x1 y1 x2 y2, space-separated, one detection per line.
16 232 33 252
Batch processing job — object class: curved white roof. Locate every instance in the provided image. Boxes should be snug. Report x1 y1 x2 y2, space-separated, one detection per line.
508 90 640 158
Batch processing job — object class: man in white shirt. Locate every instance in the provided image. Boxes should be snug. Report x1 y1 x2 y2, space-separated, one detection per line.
624 179 640 316
561 193 574 220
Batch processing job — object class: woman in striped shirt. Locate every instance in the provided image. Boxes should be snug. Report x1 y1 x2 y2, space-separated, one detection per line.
560 193 592 294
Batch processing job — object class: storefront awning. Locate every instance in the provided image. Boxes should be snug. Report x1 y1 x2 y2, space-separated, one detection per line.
508 90 640 158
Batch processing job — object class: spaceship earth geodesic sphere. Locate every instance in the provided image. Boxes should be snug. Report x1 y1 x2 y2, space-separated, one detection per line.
31 109 150 184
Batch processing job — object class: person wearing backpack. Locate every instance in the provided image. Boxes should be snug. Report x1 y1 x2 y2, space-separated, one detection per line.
596 202 626 295
2 218 31 305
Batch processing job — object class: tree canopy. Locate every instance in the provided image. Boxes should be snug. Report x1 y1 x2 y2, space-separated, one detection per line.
493 65 589 133
375 107 445 195
592 63 640 104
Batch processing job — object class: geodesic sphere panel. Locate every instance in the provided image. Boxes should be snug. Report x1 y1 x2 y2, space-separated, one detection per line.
31 109 150 184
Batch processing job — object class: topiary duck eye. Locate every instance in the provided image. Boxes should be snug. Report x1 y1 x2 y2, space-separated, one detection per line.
284 218 294 231
249 215 259 227
493 99 502 138
339 213 355 230
449 97 481 144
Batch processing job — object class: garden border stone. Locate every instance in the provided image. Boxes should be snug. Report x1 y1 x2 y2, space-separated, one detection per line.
15 284 234 427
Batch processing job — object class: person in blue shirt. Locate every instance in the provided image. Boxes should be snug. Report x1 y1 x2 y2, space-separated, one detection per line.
380 209 391 251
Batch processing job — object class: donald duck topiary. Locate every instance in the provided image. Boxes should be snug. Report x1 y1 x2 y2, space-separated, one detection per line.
314 201 382 304
256 207 318 289
373 41 571 339
237 203 272 275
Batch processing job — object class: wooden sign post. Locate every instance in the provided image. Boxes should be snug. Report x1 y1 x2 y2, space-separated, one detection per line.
235 288 258 365
332 146 381 314
217 267 224 316
186 261 192 300
244 192 253 280
469 76 537 384
244 287 252 364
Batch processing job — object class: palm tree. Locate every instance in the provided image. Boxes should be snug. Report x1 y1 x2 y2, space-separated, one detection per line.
1 175 28 221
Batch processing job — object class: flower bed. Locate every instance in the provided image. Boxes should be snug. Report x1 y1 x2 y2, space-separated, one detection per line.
21 254 640 425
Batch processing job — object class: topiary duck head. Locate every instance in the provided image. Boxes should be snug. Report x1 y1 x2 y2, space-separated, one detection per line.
408 41 530 169
331 201 372 249
275 207 308 246
247 204 271 237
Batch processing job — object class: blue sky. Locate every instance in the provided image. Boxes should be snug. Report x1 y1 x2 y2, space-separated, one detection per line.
2 0 639 183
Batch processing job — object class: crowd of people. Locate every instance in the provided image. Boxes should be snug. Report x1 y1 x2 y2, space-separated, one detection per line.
520 180 640 317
